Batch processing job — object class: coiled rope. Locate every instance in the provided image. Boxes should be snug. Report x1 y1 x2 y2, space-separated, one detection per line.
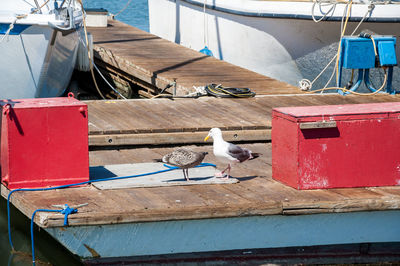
205 84 256 98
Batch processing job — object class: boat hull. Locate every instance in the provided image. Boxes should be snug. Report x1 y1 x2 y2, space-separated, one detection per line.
0 24 80 99
44 210 400 261
149 0 400 90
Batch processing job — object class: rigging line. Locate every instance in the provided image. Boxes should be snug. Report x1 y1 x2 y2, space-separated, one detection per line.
203 0 207 46
113 0 134 18
77 0 107 99
319 2 370 91
93 63 127 99
335 0 353 86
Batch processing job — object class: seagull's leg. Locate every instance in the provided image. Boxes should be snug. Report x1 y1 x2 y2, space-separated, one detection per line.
182 169 188 181
221 164 231 179
215 165 230 178
185 169 190 181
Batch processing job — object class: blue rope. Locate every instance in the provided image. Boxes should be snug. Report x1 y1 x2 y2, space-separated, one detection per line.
60 204 77 226
31 209 62 266
7 162 216 263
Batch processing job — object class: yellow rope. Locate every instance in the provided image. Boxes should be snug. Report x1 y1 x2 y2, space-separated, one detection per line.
320 68 388 96
370 36 378 57
334 0 353 86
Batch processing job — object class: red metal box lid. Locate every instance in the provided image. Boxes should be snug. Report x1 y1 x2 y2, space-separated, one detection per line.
273 102 400 123
0 97 86 109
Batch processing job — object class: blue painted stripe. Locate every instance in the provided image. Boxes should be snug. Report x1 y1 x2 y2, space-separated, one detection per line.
0 23 30 35
172 0 400 22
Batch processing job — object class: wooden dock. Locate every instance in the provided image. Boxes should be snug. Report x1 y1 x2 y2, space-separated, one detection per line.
88 19 300 98
87 93 400 146
2 92 400 262
5 141 400 226
2 19 400 264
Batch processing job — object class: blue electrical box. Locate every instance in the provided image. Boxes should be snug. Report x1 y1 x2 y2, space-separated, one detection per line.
338 35 397 95
341 36 397 69
378 40 397 66
341 37 376 69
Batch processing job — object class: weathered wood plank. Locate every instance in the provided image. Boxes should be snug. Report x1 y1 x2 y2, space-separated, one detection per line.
85 94 400 145
4 143 400 228
88 19 300 97
89 130 270 146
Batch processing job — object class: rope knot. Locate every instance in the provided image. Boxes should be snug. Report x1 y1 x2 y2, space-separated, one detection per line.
60 204 78 226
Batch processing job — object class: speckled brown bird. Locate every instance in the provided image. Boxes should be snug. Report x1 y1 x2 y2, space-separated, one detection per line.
155 149 208 181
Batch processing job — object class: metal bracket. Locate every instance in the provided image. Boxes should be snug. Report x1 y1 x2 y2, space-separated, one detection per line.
299 121 337 129
52 203 88 210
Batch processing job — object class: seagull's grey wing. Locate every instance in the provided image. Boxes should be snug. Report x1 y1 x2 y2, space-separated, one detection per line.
227 143 251 162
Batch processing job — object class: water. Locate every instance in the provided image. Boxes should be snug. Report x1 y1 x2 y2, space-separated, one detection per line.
0 1 149 265
83 0 149 32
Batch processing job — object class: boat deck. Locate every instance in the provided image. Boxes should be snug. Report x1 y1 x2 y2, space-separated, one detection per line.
2 93 400 228
88 19 299 97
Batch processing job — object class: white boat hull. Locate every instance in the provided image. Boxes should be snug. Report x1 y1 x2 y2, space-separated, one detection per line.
149 0 400 91
0 1 83 99
0 25 80 98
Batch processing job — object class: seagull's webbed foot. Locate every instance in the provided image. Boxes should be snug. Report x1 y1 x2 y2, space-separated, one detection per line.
215 165 231 179
220 175 230 180
214 171 226 178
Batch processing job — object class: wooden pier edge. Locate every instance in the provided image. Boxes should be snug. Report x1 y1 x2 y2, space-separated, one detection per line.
3 183 400 228
89 129 271 146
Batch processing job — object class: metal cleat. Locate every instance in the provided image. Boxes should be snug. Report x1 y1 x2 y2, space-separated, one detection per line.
51 203 88 226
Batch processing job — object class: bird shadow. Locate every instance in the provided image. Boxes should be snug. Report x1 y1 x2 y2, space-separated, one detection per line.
234 175 258 181
165 175 215 182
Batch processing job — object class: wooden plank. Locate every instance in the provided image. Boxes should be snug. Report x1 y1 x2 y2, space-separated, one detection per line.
86 94 400 145
5 142 400 228
88 19 301 97
89 129 271 146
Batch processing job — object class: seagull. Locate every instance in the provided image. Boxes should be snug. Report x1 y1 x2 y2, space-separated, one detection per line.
204 128 260 179
155 148 208 181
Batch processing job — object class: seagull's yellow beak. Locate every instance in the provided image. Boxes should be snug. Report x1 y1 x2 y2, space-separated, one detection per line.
204 135 210 142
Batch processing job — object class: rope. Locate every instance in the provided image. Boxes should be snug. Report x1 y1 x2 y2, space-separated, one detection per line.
30 209 64 266
151 85 208 99
205 84 256 98
0 18 17 43
311 0 337 23
310 67 388 95
77 0 107 99
30 204 80 265
335 0 353 86
299 1 375 93
7 163 216 265
112 0 133 18
203 0 208 48
93 63 127 99
199 0 213 56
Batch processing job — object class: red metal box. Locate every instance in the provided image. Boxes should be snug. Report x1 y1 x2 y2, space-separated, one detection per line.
0 96 89 189
272 102 400 190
